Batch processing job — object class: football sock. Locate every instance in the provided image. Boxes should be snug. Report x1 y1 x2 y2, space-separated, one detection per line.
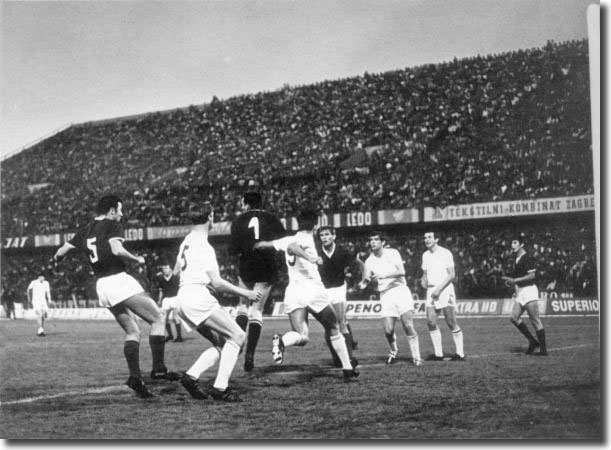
325 333 340 364
451 328 464 357
236 313 248 331
246 321 262 356
124 340 141 378
330 333 352 370
149 335 167 372
186 346 221 380
536 329 547 353
429 328 443 357
512 319 538 345
213 340 241 391
386 332 398 354
165 323 174 339
342 332 355 359
407 334 421 361
282 331 304 347
175 323 182 340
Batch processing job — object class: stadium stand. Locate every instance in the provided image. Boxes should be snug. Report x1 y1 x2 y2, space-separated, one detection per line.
0 39 596 304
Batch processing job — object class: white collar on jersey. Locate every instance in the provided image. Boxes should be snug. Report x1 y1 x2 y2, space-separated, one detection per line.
322 243 336 258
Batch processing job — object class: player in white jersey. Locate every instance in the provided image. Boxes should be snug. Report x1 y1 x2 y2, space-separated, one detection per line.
254 209 359 382
174 202 262 402
421 231 465 361
27 275 53 336
359 232 422 366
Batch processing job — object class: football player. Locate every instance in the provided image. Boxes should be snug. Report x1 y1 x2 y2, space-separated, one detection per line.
254 209 359 382
361 232 422 366
316 226 359 367
53 195 177 398
230 191 285 371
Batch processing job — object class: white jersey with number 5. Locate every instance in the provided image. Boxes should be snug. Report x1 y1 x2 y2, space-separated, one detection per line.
177 230 219 287
273 231 321 283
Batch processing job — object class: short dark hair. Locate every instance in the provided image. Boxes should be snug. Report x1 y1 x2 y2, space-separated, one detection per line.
297 209 319 230
317 225 335 237
97 195 122 215
243 191 262 209
188 201 214 225
368 230 386 242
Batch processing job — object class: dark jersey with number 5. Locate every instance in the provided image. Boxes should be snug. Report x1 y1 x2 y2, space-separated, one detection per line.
230 210 285 283
69 218 126 278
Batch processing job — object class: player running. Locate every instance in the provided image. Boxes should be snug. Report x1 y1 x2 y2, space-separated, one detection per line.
53 195 177 399
174 202 262 402
27 274 53 337
230 191 285 371
360 231 422 366
254 209 359 382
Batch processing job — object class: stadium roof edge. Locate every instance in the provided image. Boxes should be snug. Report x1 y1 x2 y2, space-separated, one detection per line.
1 124 73 162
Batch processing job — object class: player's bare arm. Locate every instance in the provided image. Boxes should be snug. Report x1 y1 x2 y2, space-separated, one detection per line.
253 241 274 250
421 270 428 289
287 242 322 265
206 269 262 303
53 242 75 261
109 238 145 264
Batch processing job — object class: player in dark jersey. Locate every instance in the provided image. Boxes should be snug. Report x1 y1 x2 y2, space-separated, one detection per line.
316 226 359 367
53 195 178 398
156 263 183 342
502 235 548 356
229 191 285 371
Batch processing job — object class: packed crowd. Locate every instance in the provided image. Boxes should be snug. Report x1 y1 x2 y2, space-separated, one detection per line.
1 39 592 236
1 216 597 310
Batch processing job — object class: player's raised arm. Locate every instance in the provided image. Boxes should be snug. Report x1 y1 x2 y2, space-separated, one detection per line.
53 242 76 262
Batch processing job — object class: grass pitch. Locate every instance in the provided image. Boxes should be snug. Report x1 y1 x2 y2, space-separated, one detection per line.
0 316 600 439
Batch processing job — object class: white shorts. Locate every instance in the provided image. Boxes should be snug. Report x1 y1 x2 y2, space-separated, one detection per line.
96 272 144 308
425 285 456 309
515 284 539 307
283 279 331 315
176 284 220 328
380 285 414 318
161 296 179 311
326 284 347 305
32 301 48 317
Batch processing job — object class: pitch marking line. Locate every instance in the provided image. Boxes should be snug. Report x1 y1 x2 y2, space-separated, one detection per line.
1 343 599 405
1 385 126 406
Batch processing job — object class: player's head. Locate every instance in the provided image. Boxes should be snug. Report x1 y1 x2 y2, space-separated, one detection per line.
242 191 262 211
511 233 527 253
297 209 319 231
188 201 214 227
38 274 45 282
317 226 336 247
160 264 172 276
424 231 439 250
97 195 123 220
368 231 386 252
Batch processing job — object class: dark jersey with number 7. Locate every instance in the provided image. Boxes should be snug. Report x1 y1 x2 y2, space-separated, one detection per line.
230 210 285 283
69 218 126 278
